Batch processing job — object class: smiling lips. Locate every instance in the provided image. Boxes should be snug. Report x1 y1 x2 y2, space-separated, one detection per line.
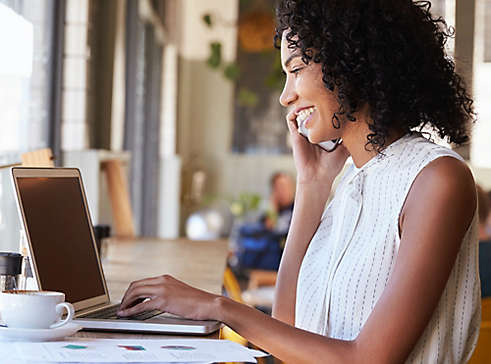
296 106 316 129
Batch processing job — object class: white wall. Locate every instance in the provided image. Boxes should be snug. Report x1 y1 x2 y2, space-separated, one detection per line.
470 0 491 170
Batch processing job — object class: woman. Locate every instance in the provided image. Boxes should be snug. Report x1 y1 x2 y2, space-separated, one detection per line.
118 1 480 362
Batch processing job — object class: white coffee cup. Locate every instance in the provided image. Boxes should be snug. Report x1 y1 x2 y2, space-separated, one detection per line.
0 290 74 329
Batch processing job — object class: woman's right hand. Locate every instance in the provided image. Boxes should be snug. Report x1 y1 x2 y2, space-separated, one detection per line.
286 110 349 186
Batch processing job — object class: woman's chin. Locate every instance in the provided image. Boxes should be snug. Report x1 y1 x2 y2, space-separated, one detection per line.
306 137 317 145
308 136 324 144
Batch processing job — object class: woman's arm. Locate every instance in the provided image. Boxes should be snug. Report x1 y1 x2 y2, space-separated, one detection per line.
118 156 476 364
273 110 350 324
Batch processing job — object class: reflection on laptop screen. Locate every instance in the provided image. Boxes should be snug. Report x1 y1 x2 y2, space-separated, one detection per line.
16 177 105 303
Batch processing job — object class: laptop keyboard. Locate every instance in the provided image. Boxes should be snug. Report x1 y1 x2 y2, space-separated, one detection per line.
80 305 162 321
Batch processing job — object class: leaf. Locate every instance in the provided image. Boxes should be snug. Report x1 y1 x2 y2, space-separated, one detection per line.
237 88 259 108
248 194 261 210
223 63 240 82
202 14 212 27
207 42 222 69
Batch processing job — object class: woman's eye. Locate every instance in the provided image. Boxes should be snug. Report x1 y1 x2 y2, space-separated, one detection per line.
290 67 303 75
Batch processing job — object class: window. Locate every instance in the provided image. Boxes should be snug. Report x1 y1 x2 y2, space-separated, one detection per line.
0 0 60 252
0 0 57 152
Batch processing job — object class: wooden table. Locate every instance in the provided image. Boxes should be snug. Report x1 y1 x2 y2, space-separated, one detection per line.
74 237 229 340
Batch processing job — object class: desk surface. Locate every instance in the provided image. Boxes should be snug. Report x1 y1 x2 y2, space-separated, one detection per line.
74 237 228 340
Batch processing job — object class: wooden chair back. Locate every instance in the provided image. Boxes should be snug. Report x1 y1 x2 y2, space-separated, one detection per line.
21 148 55 167
482 297 491 321
468 298 491 364
223 267 244 304
248 270 277 290
468 321 491 364
0 148 55 170
221 267 271 363
101 159 135 238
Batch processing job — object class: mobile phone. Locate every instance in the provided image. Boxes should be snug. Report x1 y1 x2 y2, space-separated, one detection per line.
297 123 342 152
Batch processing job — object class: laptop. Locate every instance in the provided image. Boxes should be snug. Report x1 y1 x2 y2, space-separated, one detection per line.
11 167 221 334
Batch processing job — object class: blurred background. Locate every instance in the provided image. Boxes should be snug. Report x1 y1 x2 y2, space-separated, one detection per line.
0 0 490 251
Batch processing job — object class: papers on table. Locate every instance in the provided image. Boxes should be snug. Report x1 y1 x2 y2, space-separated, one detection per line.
0 338 268 363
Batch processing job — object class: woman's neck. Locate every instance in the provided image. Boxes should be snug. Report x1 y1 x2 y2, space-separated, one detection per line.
342 121 405 168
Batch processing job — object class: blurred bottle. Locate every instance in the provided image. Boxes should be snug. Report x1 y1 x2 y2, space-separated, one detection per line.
18 229 36 290
0 252 22 291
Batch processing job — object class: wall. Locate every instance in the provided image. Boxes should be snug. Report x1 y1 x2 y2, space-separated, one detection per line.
470 0 491 169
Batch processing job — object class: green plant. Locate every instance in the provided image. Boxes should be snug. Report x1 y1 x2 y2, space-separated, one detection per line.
207 42 222 69
237 88 258 107
230 192 261 217
202 14 239 83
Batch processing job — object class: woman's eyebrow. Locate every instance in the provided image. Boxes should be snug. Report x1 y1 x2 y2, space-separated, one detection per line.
284 52 302 69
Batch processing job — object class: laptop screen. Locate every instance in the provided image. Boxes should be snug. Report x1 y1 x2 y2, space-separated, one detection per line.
16 176 106 303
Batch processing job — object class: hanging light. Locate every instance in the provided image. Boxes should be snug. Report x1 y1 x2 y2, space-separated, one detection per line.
238 10 275 53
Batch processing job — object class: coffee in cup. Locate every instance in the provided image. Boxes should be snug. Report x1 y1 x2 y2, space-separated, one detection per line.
0 290 74 329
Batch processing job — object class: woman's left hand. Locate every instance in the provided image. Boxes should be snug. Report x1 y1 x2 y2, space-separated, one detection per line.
117 274 220 321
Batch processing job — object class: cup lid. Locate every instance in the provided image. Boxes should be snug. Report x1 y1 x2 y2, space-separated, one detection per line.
0 252 23 275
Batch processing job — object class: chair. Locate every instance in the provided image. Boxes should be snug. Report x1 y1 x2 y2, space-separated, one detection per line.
242 270 277 309
101 159 135 238
468 298 491 364
223 268 277 309
221 267 249 350
21 148 55 167
0 148 55 170
248 270 277 289
481 297 491 321
222 267 280 364
223 267 245 304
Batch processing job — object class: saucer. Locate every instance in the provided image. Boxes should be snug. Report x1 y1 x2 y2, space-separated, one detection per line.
0 323 82 341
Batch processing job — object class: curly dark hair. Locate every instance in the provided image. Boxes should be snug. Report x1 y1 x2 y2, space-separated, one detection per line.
275 0 475 151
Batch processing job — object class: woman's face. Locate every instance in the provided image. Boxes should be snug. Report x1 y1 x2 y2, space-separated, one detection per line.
279 32 342 143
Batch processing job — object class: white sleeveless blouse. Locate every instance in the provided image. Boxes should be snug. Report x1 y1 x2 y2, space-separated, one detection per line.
295 133 480 363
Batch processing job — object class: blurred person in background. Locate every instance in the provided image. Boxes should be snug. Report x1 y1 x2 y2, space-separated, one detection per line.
263 172 295 240
233 171 295 273
487 190 491 237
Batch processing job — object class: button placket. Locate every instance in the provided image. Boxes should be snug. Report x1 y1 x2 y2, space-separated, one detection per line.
323 172 365 334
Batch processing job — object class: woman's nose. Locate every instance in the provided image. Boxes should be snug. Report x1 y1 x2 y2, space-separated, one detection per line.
279 79 297 107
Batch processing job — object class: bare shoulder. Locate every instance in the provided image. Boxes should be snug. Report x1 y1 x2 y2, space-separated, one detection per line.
401 156 476 236
413 156 475 201
417 156 474 185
